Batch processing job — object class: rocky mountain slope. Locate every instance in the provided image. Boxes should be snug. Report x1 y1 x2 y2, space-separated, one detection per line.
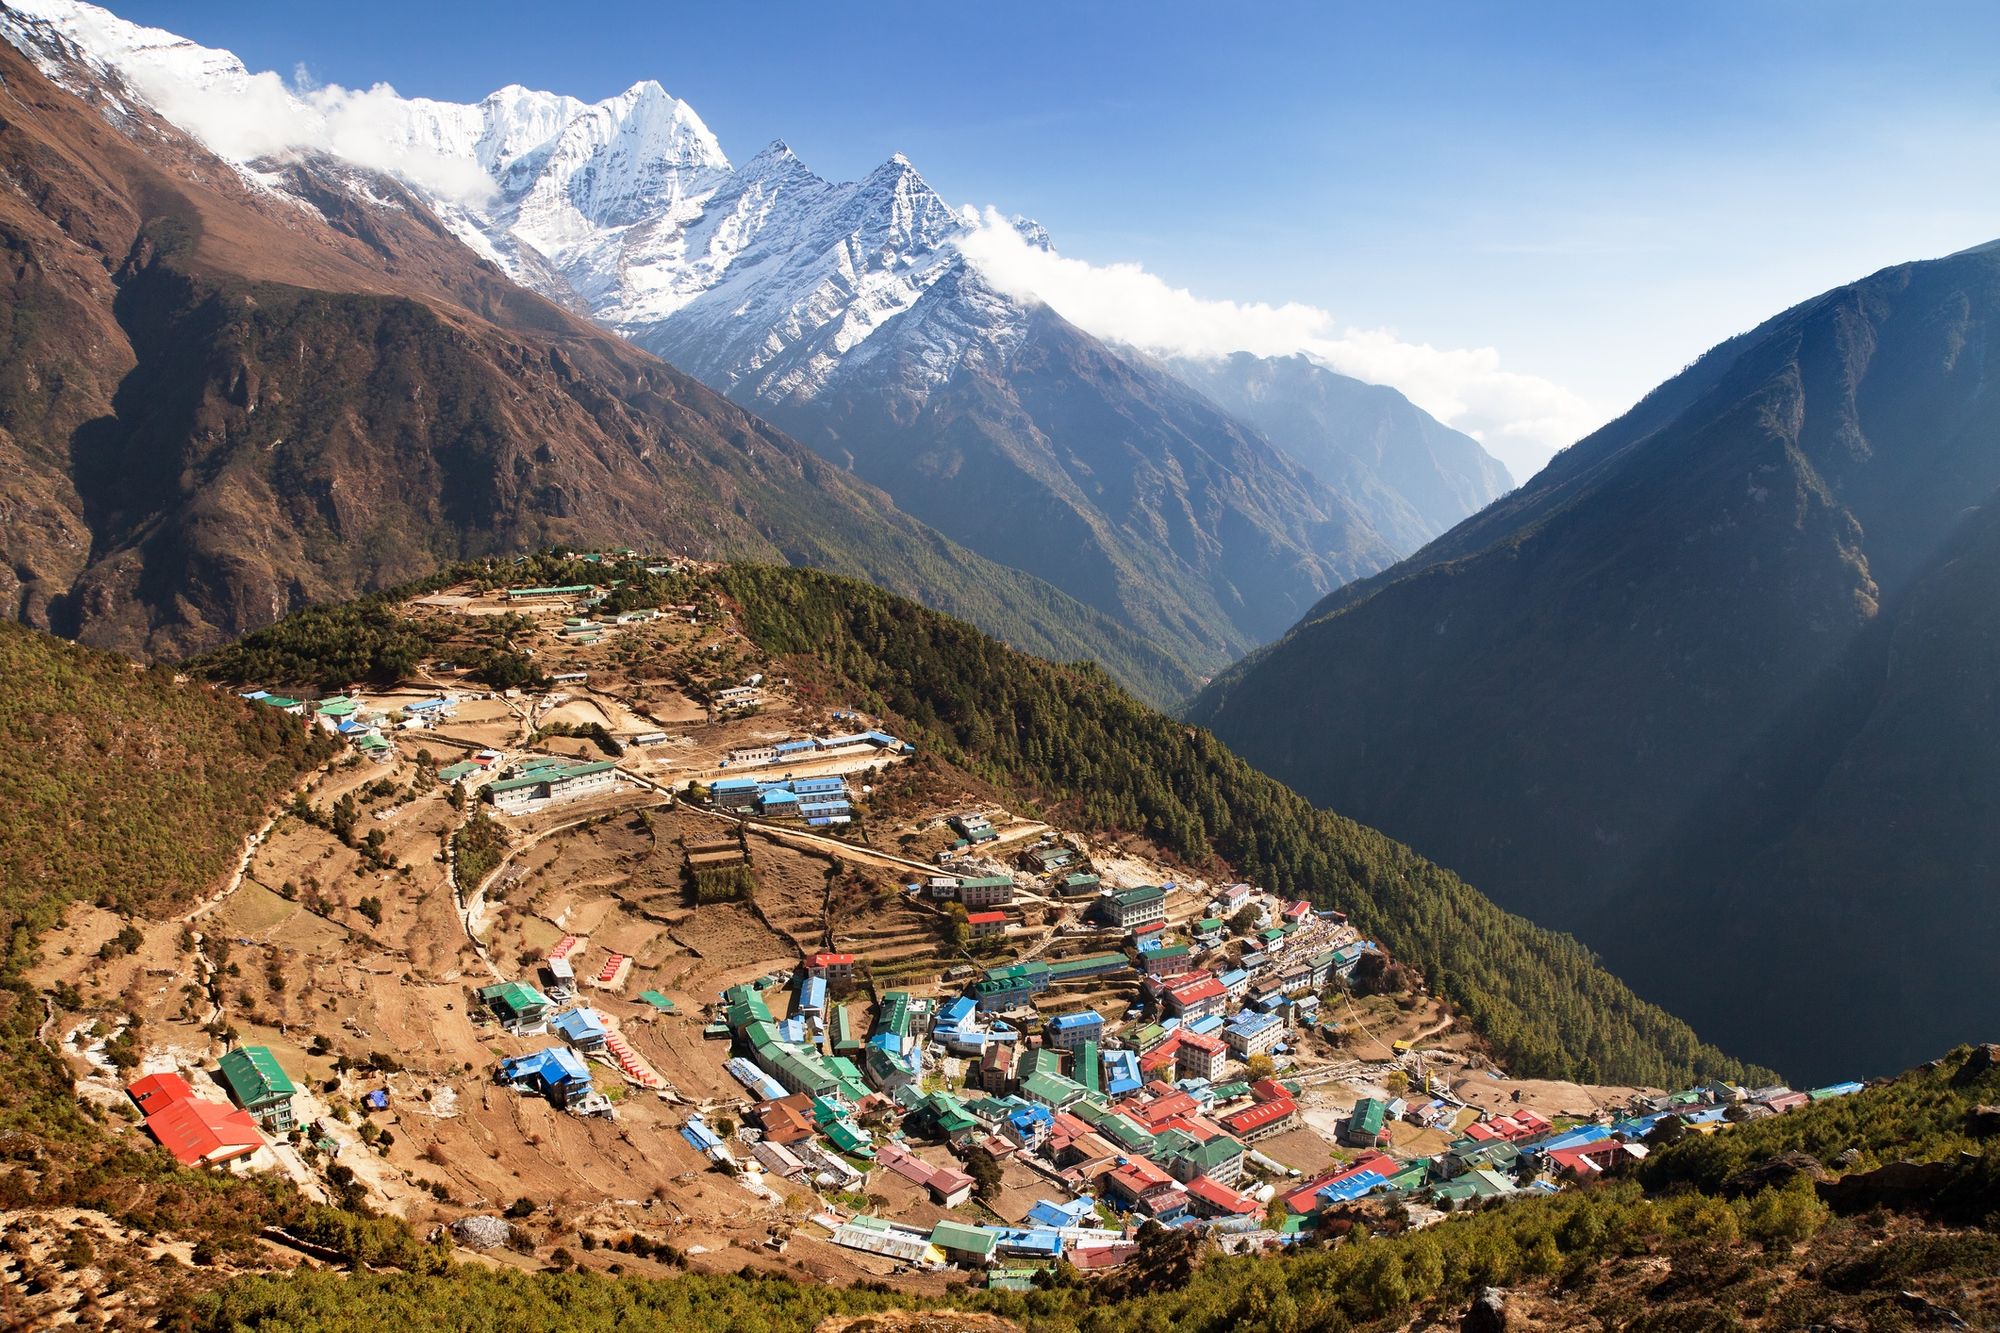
0 14 1197 699
1163 350 1515 550
5 0 1524 668
1191 240 2000 1079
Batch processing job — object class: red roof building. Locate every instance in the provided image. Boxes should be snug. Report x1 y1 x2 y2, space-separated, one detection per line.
128 1071 195 1114
128 1074 263 1167
1130 1090 1199 1128
803 951 856 981
1283 900 1312 925
1069 1243 1139 1270
1186 1174 1261 1217
966 910 1008 938
1221 1095 1298 1143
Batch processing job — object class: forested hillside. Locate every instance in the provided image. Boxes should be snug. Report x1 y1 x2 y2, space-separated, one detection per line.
1190 240 2000 1079
717 564 1759 1089
0 621 415 1256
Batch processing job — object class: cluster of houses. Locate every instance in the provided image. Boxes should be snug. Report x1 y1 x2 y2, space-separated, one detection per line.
707 775 854 826
721 729 913 770
241 689 461 763
479 980 619 1116
124 1044 298 1168
685 868 1874 1281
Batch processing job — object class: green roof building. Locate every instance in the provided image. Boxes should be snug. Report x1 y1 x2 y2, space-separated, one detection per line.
930 1220 998 1262
216 1046 297 1132
477 981 551 1031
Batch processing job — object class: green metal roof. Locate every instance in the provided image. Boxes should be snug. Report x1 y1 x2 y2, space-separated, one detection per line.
478 981 549 1020
488 760 616 795
1111 885 1164 907
930 1221 997 1256
217 1045 296 1105
638 991 676 1012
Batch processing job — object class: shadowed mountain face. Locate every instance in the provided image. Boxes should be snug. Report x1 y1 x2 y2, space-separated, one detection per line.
0 28 1197 699
756 267 1399 663
1162 350 1514 552
1191 241 2000 1079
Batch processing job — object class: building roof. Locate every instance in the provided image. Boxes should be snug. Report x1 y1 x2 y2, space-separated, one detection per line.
930 1220 999 1257
145 1094 264 1166
478 980 550 1019
966 910 1008 925
1186 1174 1260 1215
1221 1097 1296 1136
551 1007 609 1043
1110 885 1165 908
1048 1010 1103 1033
216 1046 296 1104
128 1071 195 1113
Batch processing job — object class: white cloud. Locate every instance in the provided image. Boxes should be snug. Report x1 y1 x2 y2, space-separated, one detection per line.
12 0 493 203
959 207 1597 482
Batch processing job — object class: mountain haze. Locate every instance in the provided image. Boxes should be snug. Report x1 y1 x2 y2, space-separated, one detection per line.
1191 240 2000 1079
1163 350 1515 550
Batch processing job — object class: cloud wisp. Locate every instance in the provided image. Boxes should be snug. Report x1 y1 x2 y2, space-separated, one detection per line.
958 208 1597 481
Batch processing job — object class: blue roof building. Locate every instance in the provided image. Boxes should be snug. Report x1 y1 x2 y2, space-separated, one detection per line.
551 1007 609 1046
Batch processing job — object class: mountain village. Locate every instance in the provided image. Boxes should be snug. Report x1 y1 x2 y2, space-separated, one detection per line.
35 559 1865 1290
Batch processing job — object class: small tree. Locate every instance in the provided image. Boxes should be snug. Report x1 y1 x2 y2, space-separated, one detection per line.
965 1147 1003 1201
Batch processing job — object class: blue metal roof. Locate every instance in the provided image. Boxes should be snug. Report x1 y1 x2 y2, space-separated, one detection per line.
1049 1011 1102 1032
551 1007 608 1043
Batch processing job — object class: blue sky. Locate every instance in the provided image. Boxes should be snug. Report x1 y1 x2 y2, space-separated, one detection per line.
108 1 2000 477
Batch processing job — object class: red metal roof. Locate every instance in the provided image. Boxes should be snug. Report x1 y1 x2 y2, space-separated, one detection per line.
1186 1174 1260 1214
1167 978 1226 1008
1068 1242 1138 1270
127 1072 194 1113
966 911 1007 925
145 1096 263 1167
806 951 855 966
1222 1096 1296 1135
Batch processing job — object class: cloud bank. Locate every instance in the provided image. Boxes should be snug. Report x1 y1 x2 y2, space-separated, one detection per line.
16 0 493 203
959 208 1596 482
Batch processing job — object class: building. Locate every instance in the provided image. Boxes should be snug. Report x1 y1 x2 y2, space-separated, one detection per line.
753 1094 816 1144
712 685 763 711
974 961 1052 1011
966 910 1008 939
803 951 856 986
979 1041 1016 1094
1224 1010 1284 1059
1105 885 1166 929
551 1006 610 1051
215 1047 298 1133
1344 1098 1391 1149
499 1047 595 1107
930 1220 999 1266
488 760 617 812
1220 1094 1298 1144
950 813 997 843
478 980 552 1035
1139 943 1195 978
1046 1010 1104 1051
1175 1029 1228 1082
1163 973 1228 1023
957 875 1016 909
127 1073 263 1167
